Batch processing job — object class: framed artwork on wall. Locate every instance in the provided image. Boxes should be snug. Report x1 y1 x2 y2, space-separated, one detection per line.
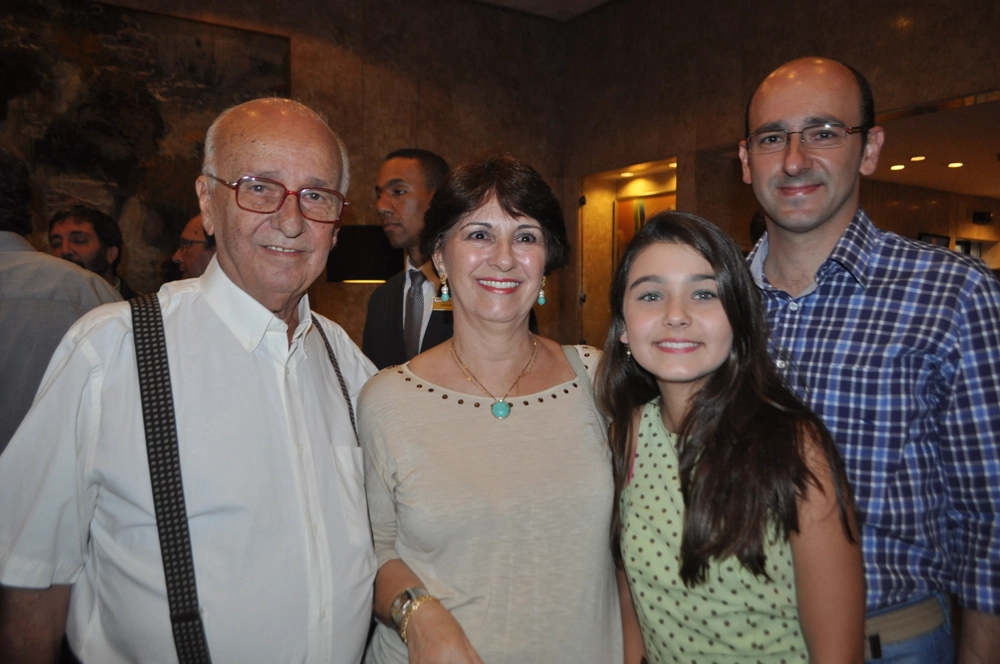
2 1 290 292
612 193 676 270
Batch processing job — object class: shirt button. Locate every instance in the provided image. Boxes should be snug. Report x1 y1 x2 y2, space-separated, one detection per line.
776 360 787 369
788 302 799 311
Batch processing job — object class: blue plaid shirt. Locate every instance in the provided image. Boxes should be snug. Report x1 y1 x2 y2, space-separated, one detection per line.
748 209 1000 614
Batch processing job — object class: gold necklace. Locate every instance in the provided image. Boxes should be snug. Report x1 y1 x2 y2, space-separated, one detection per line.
450 335 539 419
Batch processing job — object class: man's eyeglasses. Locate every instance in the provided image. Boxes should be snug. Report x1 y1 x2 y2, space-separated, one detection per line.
177 239 209 250
204 174 348 224
745 123 869 155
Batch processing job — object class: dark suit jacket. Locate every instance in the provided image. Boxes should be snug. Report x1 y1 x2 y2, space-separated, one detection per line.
362 270 453 370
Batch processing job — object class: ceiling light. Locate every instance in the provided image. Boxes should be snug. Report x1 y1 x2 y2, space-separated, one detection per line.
620 172 634 177
909 156 925 162
890 165 905 171
948 162 964 168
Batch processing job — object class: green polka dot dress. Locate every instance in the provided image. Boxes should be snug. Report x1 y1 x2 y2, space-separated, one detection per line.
620 400 808 663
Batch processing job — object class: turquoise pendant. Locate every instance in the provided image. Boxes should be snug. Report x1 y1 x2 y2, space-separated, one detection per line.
491 400 511 419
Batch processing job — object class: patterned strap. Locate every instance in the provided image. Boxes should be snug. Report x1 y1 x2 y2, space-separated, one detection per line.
130 294 212 664
311 315 358 443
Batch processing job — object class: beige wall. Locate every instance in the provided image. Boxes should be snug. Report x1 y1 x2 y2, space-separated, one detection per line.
560 0 1000 344
104 0 1000 346
861 179 1000 263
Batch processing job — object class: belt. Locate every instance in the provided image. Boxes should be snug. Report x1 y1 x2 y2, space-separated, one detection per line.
864 596 948 659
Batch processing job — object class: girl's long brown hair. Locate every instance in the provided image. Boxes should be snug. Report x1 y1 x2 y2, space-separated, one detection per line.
595 212 854 585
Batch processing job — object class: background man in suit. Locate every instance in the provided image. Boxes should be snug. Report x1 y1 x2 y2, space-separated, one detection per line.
363 148 451 369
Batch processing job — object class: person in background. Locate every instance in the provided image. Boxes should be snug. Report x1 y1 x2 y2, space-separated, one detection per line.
741 57 1000 662
172 214 216 279
361 153 623 664
363 148 451 369
48 205 139 299
0 148 120 454
599 211 863 663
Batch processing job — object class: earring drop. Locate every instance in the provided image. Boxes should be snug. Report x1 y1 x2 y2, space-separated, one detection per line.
537 276 546 306
440 274 450 302
625 343 631 358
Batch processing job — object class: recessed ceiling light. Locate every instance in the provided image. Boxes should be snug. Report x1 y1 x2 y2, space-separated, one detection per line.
890 165 905 171
910 156 925 162
948 162 964 168
620 172 634 177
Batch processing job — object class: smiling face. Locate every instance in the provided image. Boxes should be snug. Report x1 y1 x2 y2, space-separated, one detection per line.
375 157 435 263
739 58 883 241
620 241 733 411
432 196 546 328
196 100 343 325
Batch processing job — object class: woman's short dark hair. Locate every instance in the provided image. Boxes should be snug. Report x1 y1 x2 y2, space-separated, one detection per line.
596 211 854 584
419 153 569 274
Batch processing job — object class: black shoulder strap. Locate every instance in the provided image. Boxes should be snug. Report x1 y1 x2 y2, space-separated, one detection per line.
130 293 212 664
311 314 358 444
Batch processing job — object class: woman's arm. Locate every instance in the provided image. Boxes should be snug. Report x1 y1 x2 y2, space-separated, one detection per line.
373 560 483 664
617 568 646 664
789 437 865 664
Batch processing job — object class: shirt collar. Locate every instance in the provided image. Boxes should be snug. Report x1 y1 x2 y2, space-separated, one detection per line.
0 231 36 252
404 256 440 290
819 208 876 289
747 208 876 291
199 257 313 353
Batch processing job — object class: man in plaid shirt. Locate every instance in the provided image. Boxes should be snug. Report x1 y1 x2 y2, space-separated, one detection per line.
742 57 1000 663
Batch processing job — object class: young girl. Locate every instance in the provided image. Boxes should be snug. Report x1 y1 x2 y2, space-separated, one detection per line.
597 212 864 663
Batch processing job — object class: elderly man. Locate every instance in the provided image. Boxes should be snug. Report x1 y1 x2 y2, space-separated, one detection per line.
742 58 1000 663
48 206 139 299
172 214 216 278
0 99 376 663
363 148 450 369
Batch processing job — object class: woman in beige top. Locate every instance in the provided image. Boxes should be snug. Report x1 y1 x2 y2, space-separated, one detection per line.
360 153 625 664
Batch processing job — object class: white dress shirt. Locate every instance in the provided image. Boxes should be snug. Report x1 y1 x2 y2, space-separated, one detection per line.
0 258 377 663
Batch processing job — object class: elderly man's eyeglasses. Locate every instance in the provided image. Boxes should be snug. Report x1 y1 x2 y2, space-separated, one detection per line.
177 239 209 250
205 174 348 224
745 123 869 155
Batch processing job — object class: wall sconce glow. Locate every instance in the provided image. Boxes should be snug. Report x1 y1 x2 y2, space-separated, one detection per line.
890 165 905 171
620 172 634 177
910 156 925 162
948 162 964 168
668 163 677 168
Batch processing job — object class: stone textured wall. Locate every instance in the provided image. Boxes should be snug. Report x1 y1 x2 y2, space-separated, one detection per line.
99 0 568 342
96 0 1000 344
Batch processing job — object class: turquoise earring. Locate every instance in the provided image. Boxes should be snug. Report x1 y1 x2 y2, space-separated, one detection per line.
440 273 450 302
537 277 546 306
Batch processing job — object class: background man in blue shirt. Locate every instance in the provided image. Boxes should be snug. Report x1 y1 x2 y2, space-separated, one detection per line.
742 57 1000 663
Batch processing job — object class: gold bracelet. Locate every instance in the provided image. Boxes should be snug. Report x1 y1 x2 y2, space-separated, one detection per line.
398 594 439 645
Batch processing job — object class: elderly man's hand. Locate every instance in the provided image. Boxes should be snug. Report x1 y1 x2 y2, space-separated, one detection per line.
405 600 484 664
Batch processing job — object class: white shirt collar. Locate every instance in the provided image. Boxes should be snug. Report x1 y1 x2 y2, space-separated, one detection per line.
198 257 313 353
